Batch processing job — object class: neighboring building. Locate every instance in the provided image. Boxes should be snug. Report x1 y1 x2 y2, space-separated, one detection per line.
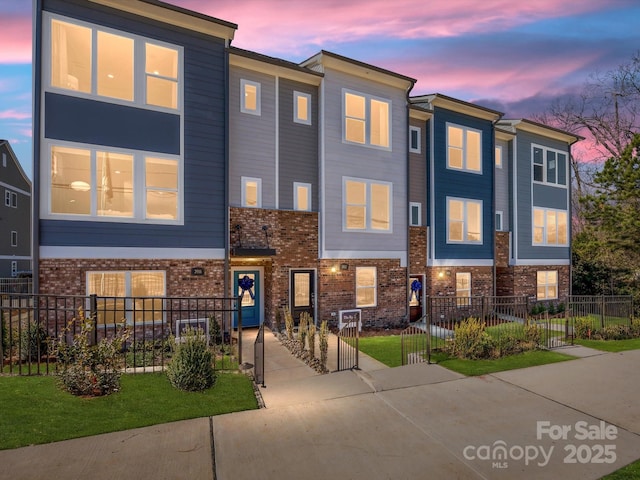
0 140 32 277
33 0 581 329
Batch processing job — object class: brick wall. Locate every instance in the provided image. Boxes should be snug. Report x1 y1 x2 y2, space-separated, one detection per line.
409 226 427 276
425 266 494 298
495 231 510 268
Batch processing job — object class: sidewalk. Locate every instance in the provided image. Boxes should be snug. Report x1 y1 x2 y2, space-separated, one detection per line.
1 329 640 480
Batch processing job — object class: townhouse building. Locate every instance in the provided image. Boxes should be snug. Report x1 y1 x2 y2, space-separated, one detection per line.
0 140 32 277
33 0 580 330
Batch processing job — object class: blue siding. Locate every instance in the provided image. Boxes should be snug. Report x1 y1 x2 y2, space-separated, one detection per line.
45 93 180 154
432 108 494 260
41 0 228 249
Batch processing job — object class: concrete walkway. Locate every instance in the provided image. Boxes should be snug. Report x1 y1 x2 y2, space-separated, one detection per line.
2 329 640 480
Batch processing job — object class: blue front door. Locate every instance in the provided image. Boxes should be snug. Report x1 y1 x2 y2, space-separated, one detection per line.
234 270 260 327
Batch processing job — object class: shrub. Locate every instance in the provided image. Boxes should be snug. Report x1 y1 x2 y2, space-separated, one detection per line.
308 319 316 360
524 323 543 346
448 318 493 359
573 317 593 339
166 327 216 392
52 310 129 396
209 315 223 345
298 313 308 351
319 320 329 370
19 321 49 362
1 313 8 359
284 307 294 341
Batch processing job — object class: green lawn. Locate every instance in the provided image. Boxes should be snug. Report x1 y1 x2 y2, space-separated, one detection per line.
358 335 403 367
0 372 258 450
601 459 640 479
574 337 640 352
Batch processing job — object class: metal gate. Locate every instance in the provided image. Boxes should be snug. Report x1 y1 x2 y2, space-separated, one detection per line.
337 317 360 371
253 323 265 387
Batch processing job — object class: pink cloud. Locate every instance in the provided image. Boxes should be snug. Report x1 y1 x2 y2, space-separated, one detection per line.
0 14 32 63
0 110 31 120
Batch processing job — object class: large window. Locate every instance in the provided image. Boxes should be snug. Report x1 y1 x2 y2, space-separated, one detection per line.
533 208 568 246
537 270 558 300
294 182 311 211
344 178 391 232
356 267 377 307
87 271 165 325
48 143 181 223
294 91 311 125
456 272 471 306
343 90 391 148
447 124 482 173
241 79 261 115
48 14 181 110
241 177 262 208
447 197 482 243
533 146 567 186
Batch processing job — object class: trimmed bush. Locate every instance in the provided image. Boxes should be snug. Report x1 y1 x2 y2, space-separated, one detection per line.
448 318 493 359
19 321 49 362
166 327 216 392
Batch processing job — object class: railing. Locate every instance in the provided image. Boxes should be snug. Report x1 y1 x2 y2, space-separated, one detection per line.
1 293 240 375
401 322 429 366
254 322 265 387
0 277 33 295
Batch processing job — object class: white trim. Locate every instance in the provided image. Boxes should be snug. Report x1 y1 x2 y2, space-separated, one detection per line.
342 88 392 151
512 259 570 266
409 202 421 226
342 176 393 233
495 210 504 231
532 207 569 246
293 90 312 125
10 231 18 247
409 126 421 153
39 246 225 259
293 182 312 211
495 145 503 168
0 255 32 260
241 176 262 208
446 196 483 244
240 78 261 115
355 266 377 308
532 143 568 188
430 259 494 267
446 122 483 174
0 182 30 197
322 250 407 268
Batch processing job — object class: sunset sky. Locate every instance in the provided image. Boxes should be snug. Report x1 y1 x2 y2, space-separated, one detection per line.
1 0 639 178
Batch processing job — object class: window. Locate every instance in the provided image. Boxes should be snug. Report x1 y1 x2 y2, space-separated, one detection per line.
537 270 558 300
48 143 181 223
11 231 17 247
410 202 421 226
533 208 568 246
242 177 262 208
447 197 482 243
344 178 391 232
447 124 482 173
409 126 421 153
343 90 391 148
5 190 17 208
48 14 181 110
495 211 503 231
2 152 6 167
294 91 311 125
356 267 377 307
87 271 166 325
495 145 503 168
456 272 471 306
294 182 311 211
533 146 567 186
241 79 261 115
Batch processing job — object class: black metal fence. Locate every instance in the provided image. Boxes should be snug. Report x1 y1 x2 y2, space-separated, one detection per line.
400 295 634 365
254 323 265 387
337 318 360 371
1 293 241 375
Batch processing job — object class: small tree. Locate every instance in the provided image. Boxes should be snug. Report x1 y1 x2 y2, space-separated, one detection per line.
166 327 216 392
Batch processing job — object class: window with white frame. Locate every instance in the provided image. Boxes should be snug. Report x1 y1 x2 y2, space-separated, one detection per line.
356 266 377 307
241 79 261 115
495 145 503 168
343 90 391 148
294 91 311 125
533 146 567 186
409 126 421 153
47 143 180 223
11 231 17 247
48 14 181 110
533 208 568 246
2 152 6 167
537 270 558 300
241 177 262 208
495 211 503 231
5 190 17 208
456 272 471 306
87 271 166 325
447 124 482 173
344 177 391 232
410 202 421 226
447 197 482 243
294 182 311 211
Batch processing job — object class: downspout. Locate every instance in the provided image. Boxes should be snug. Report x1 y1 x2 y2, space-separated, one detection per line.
224 43 230 323
568 136 580 298
405 82 415 322
491 116 503 297
32 0 42 293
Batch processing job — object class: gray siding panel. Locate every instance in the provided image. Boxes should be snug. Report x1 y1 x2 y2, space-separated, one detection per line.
279 79 318 211
494 138 510 231
409 119 427 225
40 0 228 249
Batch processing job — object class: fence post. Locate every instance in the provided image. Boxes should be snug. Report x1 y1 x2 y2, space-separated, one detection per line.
600 295 605 329
237 296 242 367
90 294 98 346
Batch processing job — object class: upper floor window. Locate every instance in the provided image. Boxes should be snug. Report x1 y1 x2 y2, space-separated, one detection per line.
447 124 482 173
241 177 262 208
495 145 503 168
241 79 261 115
409 126 421 153
294 182 311 211
410 202 421 226
533 146 567 186
533 208 568 246
11 231 18 247
344 177 391 232
5 190 17 208
356 266 377 308
447 197 482 244
47 142 181 223
294 91 311 125
343 90 391 149
48 14 181 110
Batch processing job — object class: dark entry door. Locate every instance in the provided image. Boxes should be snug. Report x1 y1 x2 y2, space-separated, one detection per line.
409 275 424 322
234 270 260 327
291 270 315 325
